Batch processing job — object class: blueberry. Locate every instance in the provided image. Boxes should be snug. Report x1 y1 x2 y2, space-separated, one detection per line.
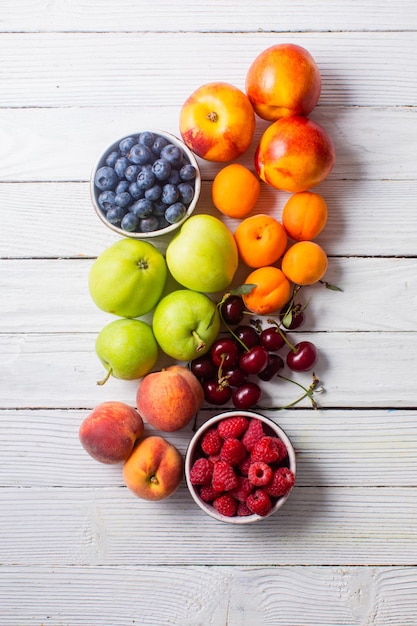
151 135 169 156
119 136 137 155
161 144 183 167
128 143 153 165
145 184 162 201
161 183 180 205
114 157 130 178
152 158 172 181
131 198 153 218
138 131 156 147
121 212 139 232
137 168 155 190
98 190 116 211
158 216 170 230
95 166 118 191
105 151 119 167
180 164 197 181
115 180 130 195
124 164 140 182
140 215 160 232
165 202 186 224
115 191 132 208
152 199 168 216
129 182 144 200
177 182 194 205
167 169 181 185
106 205 127 225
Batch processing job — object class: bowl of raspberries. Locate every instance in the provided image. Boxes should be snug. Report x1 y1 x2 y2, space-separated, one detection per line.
185 410 296 524
90 130 201 238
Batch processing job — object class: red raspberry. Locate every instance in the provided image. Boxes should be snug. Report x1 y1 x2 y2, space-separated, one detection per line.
246 489 272 517
251 435 287 464
213 494 238 517
265 467 295 497
217 415 249 439
237 501 253 517
201 427 222 456
229 476 253 503
208 454 221 464
238 454 252 476
241 418 265 452
199 485 223 502
248 461 273 487
212 460 239 492
220 437 247 466
189 457 213 486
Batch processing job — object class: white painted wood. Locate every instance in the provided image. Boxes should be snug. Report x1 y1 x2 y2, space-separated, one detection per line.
1 1 417 623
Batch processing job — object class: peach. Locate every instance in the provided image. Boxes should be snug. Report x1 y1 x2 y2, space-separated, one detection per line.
136 365 204 432
79 401 144 464
246 43 322 121
123 435 183 501
179 82 256 162
255 115 335 193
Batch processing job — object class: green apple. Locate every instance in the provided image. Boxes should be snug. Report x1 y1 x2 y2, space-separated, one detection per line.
152 289 220 361
95 318 158 384
89 238 167 318
165 214 238 293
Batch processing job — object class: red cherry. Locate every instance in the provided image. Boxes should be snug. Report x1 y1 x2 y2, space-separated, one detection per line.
232 382 262 410
257 353 284 381
203 380 232 405
211 338 240 368
286 341 318 372
239 345 269 375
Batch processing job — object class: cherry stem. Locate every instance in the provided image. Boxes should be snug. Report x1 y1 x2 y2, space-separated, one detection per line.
257 372 322 411
266 318 298 353
217 295 250 352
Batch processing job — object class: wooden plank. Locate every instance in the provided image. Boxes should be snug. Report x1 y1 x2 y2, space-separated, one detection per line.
1 565 417 626
0 485 416 566
0 106 415 184
1 257 416 332
1 408 416 488
0 331 416 409
0 32 416 107
2 178 417 258
1 0 416 33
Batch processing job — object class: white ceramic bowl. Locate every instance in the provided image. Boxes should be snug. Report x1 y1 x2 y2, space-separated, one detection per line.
90 130 201 239
185 410 296 524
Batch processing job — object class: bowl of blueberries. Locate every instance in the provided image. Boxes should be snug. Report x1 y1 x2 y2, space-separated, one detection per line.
90 130 201 238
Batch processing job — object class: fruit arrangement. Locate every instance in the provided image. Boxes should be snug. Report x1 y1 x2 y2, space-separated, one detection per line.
81 42 340 518
91 130 200 236
185 412 296 523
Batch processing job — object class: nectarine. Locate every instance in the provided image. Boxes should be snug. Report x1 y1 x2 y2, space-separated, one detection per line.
123 436 183 501
79 402 144 464
136 365 204 432
246 43 322 121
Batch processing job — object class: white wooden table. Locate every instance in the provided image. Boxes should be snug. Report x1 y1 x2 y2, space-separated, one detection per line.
1 2 417 624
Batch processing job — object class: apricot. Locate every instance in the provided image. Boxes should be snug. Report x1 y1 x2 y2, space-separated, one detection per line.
123 435 183 501
79 402 144 464
136 365 204 432
255 115 335 193
246 43 322 121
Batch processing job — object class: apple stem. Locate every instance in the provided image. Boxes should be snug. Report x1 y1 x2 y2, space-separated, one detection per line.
192 330 206 352
97 368 112 386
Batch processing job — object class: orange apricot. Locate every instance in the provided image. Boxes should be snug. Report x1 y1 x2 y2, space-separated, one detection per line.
242 266 292 315
233 214 288 268
281 241 328 286
212 163 261 218
282 191 327 241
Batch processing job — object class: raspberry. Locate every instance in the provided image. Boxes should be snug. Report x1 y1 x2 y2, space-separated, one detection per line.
238 454 252 477
213 494 238 517
237 501 253 517
199 485 223 502
250 435 287 464
220 437 247 466
241 417 265 452
189 457 214 486
265 467 295 497
201 427 222 456
246 489 272 517
212 460 239 492
217 415 249 439
229 476 253 503
248 461 273 487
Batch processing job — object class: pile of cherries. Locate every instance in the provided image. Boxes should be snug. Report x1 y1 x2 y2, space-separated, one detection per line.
190 290 319 411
